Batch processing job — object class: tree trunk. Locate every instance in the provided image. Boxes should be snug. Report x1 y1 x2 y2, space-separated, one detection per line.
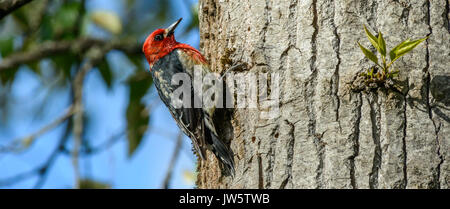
196 0 449 189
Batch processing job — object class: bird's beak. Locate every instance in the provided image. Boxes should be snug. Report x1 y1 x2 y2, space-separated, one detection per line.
166 18 182 37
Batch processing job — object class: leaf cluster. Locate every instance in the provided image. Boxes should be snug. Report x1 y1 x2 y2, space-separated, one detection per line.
358 25 427 86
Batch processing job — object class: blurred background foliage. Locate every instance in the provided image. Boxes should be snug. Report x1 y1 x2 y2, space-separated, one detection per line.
0 0 199 188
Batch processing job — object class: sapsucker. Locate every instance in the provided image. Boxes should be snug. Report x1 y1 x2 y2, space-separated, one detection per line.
142 18 235 175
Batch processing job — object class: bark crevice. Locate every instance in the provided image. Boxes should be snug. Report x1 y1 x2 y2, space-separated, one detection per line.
329 1 342 129
266 125 278 189
401 92 408 189
258 0 271 65
399 5 410 27
424 1 443 189
368 93 382 189
313 129 325 189
280 120 296 189
258 154 264 189
305 0 321 188
444 0 449 33
349 93 362 189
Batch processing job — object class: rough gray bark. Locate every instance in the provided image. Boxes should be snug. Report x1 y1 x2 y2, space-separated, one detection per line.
196 0 449 189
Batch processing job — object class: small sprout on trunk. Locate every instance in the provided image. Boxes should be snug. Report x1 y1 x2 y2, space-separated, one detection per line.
353 25 428 92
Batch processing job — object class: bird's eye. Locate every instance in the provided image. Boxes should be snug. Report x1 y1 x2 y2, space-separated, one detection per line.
154 34 164 41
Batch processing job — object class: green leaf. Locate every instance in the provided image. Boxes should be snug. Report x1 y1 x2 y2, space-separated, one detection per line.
0 37 19 82
0 67 18 84
40 15 54 40
364 25 380 52
97 58 113 89
80 13 91 36
51 54 77 78
358 42 379 65
378 31 386 57
127 55 144 71
368 68 374 77
27 61 40 73
11 8 29 29
79 179 111 189
91 10 123 34
51 2 81 39
11 0 48 32
389 38 410 61
126 101 149 157
183 169 196 185
183 4 199 35
0 37 14 57
390 37 428 62
391 70 399 77
125 72 152 157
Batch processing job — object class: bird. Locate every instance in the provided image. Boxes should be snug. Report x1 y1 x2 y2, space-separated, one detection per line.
142 18 235 175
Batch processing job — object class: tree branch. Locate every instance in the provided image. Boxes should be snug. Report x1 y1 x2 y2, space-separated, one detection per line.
162 131 183 189
0 105 74 153
71 63 88 189
0 0 33 20
0 115 71 188
33 117 72 189
60 131 125 156
0 38 142 72
71 41 118 188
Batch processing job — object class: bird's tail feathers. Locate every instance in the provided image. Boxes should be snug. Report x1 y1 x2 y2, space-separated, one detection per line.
208 129 235 177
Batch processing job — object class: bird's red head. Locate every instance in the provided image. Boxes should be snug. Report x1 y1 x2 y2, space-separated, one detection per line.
143 18 207 70
142 18 182 68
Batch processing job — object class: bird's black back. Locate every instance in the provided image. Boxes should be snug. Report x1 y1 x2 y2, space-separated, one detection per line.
151 49 235 176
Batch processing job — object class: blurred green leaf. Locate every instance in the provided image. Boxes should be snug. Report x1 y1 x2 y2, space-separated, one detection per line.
51 54 77 79
0 67 18 84
97 58 113 89
40 15 54 40
27 61 41 74
358 42 378 65
183 169 196 185
126 101 149 157
0 37 14 57
80 12 91 36
11 5 30 30
184 5 199 35
37 1 80 40
127 72 152 99
52 1 81 39
126 0 136 8
155 0 170 22
91 10 123 35
0 37 18 83
126 72 152 157
11 0 49 32
127 55 144 71
79 179 111 189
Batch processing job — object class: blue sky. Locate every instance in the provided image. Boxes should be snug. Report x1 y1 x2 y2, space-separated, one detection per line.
0 0 199 189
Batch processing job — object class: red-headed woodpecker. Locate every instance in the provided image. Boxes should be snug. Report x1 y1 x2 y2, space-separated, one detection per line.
143 18 235 175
